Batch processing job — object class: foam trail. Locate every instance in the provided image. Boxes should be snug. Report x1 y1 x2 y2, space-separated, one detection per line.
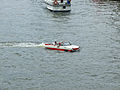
0 42 44 48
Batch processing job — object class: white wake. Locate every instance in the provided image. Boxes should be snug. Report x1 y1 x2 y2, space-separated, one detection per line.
0 42 43 48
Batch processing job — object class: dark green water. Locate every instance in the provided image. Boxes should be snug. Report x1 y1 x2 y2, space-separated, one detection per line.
0 0 120 90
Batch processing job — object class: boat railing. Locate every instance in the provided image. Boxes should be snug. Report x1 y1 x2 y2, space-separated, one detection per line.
51 0 68 1
49 0 71 6
51 0 70 3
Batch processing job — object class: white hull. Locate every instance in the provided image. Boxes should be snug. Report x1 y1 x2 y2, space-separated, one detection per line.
47 5 71 12
45 0 71 12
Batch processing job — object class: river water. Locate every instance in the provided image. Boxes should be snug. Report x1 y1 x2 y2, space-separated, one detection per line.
0 0 120 90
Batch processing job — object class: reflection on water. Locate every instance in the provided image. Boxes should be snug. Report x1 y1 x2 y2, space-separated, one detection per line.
51 12 71 18
91 0 120 51
92 0 120 30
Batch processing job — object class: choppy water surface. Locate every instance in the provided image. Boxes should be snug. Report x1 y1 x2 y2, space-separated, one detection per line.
0 0 120 90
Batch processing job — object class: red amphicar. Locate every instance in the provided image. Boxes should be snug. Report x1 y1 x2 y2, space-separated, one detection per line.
40 41 80 52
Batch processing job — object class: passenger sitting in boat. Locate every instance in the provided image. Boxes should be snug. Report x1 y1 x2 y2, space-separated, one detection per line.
58 42 61 46
58 42 64 46
61 42 64 46
55 41 57 45
57 42 61 47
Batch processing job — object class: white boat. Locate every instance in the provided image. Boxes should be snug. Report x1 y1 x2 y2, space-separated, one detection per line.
45 0 71 12
40 41 80 52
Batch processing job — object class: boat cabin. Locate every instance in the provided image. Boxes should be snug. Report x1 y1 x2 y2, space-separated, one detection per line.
45 0 71 12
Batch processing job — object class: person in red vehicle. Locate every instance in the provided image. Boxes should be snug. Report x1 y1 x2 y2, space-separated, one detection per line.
55 41 57 45
58 42 61 46
53 0 58 5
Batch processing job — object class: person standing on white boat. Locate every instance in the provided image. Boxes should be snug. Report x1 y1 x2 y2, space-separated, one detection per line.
53 0 58 5
67 0 71 4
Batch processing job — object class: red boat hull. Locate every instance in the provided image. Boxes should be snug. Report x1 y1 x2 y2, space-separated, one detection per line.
46 47 73 52
43 43 80 52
